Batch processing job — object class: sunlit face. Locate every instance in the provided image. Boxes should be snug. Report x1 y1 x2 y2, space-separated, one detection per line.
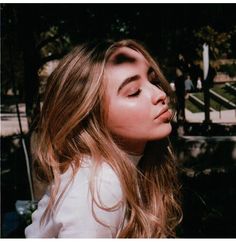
104 47 172 154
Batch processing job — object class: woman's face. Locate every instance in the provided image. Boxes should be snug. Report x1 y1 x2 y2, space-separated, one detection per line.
104 47 172 154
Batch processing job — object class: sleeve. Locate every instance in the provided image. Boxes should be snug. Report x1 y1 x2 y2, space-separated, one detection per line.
54 165 125 238
25 190 61 238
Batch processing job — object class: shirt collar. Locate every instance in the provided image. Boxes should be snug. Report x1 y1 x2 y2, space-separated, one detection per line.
127 153 143 166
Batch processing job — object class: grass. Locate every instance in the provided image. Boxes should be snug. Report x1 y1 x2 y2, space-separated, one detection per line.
192 92 227 111
211 84 236 104
185 99 202 113
231 82 236 87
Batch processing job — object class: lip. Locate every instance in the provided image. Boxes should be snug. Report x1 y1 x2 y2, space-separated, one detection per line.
154 107 172 122
154 106 169 119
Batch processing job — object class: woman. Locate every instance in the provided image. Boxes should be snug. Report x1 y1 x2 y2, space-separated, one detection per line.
25 39 182 238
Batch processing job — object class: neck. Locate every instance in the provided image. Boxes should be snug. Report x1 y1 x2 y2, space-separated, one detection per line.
121 139 146 156
112 134 146 155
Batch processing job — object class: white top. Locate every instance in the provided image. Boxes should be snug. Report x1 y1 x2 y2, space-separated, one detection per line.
25 154 142 238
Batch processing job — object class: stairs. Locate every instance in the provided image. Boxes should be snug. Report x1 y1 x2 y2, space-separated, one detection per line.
186 83 236 113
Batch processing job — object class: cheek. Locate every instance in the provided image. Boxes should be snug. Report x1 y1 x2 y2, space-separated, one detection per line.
107 99 149 131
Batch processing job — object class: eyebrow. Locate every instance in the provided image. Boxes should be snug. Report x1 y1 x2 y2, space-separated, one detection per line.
117 75 141 94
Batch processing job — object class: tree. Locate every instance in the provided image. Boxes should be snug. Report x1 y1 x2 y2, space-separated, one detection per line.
194 25 233 60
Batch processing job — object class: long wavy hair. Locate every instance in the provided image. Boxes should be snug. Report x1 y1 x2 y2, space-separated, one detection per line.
33 39 182 238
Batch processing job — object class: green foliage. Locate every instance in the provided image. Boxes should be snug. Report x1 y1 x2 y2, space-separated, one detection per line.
218 63 236 77
110 18 131 36
194 25 233 60
39 25 72 59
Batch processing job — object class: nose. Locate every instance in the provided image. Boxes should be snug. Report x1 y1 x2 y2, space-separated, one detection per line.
151 85 167 105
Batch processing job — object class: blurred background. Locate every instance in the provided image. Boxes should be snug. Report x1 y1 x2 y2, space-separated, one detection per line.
1 3 236 238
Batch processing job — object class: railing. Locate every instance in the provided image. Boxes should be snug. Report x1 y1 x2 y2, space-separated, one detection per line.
209 89 236 109
188 94 216 111
225 82 236 93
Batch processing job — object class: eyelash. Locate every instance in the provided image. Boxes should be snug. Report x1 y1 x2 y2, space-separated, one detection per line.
128 89 141 97
127 78 162 98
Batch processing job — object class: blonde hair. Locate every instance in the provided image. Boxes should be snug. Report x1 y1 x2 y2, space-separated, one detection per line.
33 39 182 238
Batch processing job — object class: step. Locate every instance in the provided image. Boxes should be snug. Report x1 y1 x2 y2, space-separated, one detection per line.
189 94 216 111
210 89 236 109
225 82 236 95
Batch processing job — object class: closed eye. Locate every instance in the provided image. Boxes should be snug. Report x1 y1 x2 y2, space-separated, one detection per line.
128 89 141 97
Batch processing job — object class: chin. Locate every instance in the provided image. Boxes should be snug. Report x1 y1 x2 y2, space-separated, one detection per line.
151 123 172 140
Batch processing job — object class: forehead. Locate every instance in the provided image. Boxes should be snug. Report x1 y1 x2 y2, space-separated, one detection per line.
104 47 150 95
104 47 149 81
